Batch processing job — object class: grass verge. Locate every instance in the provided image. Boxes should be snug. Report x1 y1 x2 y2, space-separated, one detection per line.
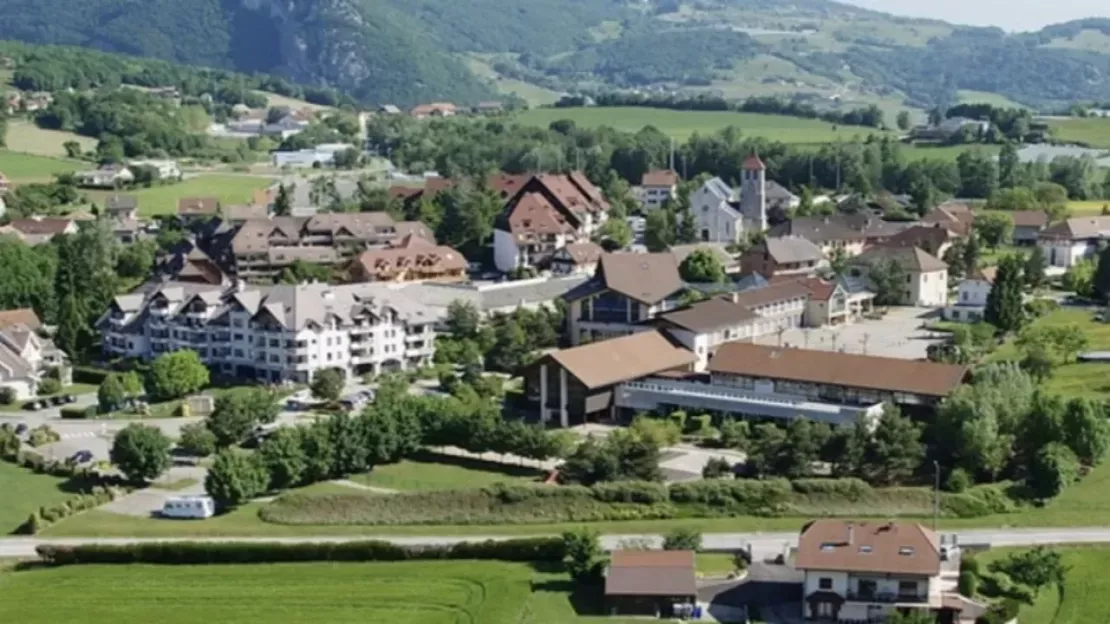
987 307 1110 399
0 461 83 534
348 451 546 491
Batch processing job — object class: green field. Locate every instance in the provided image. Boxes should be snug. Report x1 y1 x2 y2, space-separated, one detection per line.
0 561 637 624
955 90 1028 110
515 106 890 143
0 461 78 534
988 308 1110 399
1068 200 1110 216
4 121 98 158
1047 117 1110 149
349 453 545 491
980 546 1110 624
85 174 274 216
0 150 81 182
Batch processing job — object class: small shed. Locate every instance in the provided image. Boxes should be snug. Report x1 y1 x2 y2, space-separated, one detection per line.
604 550 697 617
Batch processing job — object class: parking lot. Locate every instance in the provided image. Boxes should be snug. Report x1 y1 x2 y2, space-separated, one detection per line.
754 306 947 360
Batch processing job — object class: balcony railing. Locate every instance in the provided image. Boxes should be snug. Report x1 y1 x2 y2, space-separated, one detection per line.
846 591 927 604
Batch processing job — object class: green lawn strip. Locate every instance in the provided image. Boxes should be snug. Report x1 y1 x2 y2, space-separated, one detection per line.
348 451 546 491
0 149 82 182
0 461 81 534
0 384 98 413
978 546 1110 624
0 561 555 624
83 174 273 217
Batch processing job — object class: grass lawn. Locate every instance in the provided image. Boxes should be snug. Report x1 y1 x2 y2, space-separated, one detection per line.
0 561 640 624
979 546 1110 624
0 149 80 182
84 174 274 217
0 461 79 534
987 307 1110 399
1048 117 1110 149
1068 200 1110 217
0 383 98 413
515 106 891 143
696 552 739 577
349 452 546 491
902 143 1002 163
150 478 200 491
4 121 97 158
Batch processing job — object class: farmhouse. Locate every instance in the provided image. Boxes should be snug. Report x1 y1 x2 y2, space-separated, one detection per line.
104 194 139 221
1038 215 1110 268
1010 210 1048 246
73 164 134 189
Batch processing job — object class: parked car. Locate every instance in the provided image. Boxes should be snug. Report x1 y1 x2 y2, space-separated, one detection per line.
161 496 216 519
70 450 94 464
14 423 27 436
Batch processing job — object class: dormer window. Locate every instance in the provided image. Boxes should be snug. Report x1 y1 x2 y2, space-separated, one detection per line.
898 547 915 556
820 543 836 552
859 545 873 554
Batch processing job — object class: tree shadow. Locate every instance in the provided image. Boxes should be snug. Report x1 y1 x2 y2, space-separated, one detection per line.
530 578 608 616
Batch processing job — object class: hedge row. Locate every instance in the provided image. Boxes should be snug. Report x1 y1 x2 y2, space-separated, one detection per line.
71 366 111 385
35 537 566 566
17 487 119 534
60 406 97 420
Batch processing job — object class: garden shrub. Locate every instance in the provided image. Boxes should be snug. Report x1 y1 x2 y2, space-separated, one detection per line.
0 386 16 405
669 479 792 514
72 366 110 385
590 481 668 504
37 378 62 396
60 406 95 419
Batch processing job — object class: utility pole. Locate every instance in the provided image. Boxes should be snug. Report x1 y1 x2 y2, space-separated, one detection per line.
933 460 940 532
681 154 687 181
669 137 676 172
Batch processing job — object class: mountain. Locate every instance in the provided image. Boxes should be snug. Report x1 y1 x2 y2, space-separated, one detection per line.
1 0 1110 110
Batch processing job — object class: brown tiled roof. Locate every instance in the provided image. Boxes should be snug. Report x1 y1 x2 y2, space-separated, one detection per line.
795 520 940 576
560 241 604 266
656 298 759 333
177 197 220 216
730 280 814 310
605 550 697 597
709 343 968 397
596 252 684 305
1010 210 1048 229
222 204 269 221
1041 216 1110 240
0 308 42 331
642 169 679 187
923 204 973 236
968 266 997 283
389 186 424 202
507 192 574 239
394 221 436 244
546 330 697 390
354 236 466 281
793 277 837 301
5 218 75 235
854 245 947 273
767 216 865 244
880 225 950 251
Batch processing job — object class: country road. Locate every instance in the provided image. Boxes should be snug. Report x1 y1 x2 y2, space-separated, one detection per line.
5 527 1110 559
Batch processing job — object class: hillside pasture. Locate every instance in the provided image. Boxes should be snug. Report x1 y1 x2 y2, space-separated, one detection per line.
1047 117 1110 149
515 106 891 143
4 121 97 158
0 150 80 182
84 174 274 216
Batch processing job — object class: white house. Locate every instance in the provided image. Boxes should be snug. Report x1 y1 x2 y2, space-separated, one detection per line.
130 159 182 181
796 520 984 623
0 309 69 400
944 267 995 323
691 177 743 244
1038 216 1110 268
636 169 678 210
850 246 949 308
73 165 134 189
271 143 356 169
98 282 439 383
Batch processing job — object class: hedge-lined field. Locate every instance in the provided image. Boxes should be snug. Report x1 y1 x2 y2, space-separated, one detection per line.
260 478 1016 527
0 561 532 624
0 461 73 534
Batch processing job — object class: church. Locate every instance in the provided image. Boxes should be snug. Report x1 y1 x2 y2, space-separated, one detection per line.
689 154 769 244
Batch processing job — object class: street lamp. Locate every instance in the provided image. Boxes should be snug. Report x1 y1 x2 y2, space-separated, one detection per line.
933 460 940 532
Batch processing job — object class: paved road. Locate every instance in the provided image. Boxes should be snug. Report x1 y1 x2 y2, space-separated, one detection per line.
5 527 1110 560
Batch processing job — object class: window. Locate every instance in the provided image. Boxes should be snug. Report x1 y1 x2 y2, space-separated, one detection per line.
818 578 833 590
898 581 917 596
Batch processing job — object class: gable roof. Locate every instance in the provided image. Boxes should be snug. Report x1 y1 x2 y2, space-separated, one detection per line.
1010 210 1048 229
796 520 941 576
764 180 797 201
709 343 968 397
104 194 138 211
761 236 825 265
854 245 947 273
4 217 75 236
0 308 42 331
880 225 951 251
767 216 864 244
605 550 697 597
730 279 814 309
967 266 997 284
742 153 765 170
558 241 604 266
641 169 679 187
1041 215 1110 240
701 177 733 201
655 298 759 333
595 252 684 305
544 330 697 390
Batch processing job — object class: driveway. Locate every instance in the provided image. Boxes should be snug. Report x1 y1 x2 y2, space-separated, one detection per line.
755 306 946 360
102 465 209 517
701 562 804 624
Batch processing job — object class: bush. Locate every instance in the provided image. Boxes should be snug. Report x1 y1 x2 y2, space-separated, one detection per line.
669 479 792 514
590 481 669 504
790 478 872 500
36 377 62 396
27 425 60 448
702 457 734 479
0 386 17 405
946 468 971 493
942 484 1017 518
662 527 702 551
60 406 96 419
959 569 979 596
72 366 110 385
178 422 217 457
34 537 567 566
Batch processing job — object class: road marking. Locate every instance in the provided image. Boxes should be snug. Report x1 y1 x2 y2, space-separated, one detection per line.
59 431 98 440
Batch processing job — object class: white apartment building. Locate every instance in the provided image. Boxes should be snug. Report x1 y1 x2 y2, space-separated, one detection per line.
943 267 995 323
98 282 439 383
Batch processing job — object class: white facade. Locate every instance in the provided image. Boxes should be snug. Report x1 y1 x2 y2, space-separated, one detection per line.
691 180 743 244
100 284 437 384
130 159 182 181
635 184 676 210
943 275 991 323
739 166 767 232
913 269 949 308
803 568 938 622
1040 239 1096 268
271 144 355 169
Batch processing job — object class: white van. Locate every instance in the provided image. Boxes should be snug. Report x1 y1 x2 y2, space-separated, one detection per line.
161 496 216 519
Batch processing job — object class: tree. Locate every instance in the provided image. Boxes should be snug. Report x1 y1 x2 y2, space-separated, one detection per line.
718 418 750 450
109 423 172 483
259 427 308 490
895 110 912 131
597 218 632 249
662 527 702 551
206 388 280 448
1020 343 1057 382
678 248 726 283
97 373 126 413
205 448 269 509
963 233 982 274
997 142 1020 189
644 209 674 252
867 259 909 306
942 238 967 279
989 547 1068 593
778 418 822 478
1028 443 1080 500
311 367 345 402
486 317 534 373
830 417 871 479
63 140 82 159
868 405 925 485
1024 245 1047 290
1095 245 1110 302
115 239 158 279
1061 397 1110 465
53 222 118 361
178 422 217 457
984 255 1025 333
973 213 1013 248
445 300 481 340
745 423 788 478
147 349 209 400
273 183 292 217
1063 258 1095 298
987 187 1038 212
956 149 999 198
562 528 604 583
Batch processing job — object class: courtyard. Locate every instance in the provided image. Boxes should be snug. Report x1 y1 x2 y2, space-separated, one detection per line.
754 307 947 360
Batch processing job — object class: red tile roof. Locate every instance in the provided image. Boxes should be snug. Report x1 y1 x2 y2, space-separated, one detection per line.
796 520 941 576
642 169 679 187
742 153 766 170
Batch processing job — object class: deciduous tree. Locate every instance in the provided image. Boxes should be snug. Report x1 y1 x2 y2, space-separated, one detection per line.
205 448 269 509
147 349 209 400
110 423 172 483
